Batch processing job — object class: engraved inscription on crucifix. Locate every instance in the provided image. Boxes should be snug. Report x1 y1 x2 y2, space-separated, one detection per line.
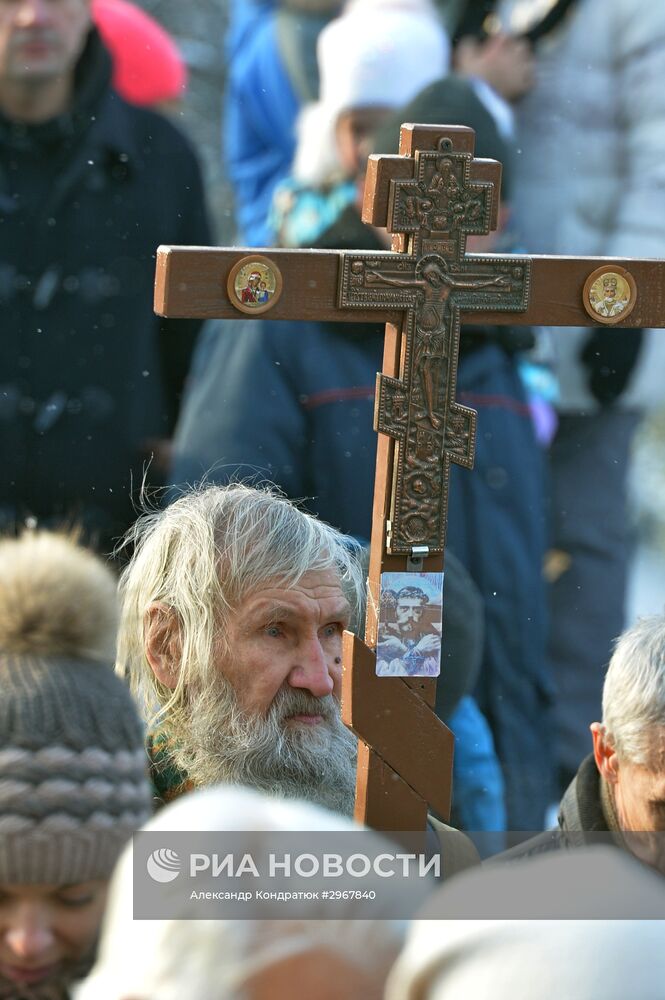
339 139 531 554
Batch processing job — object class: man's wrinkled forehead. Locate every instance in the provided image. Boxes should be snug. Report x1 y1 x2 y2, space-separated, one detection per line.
237 571 352 622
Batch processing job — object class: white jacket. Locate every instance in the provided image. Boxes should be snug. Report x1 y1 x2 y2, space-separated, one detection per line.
498 0 665 411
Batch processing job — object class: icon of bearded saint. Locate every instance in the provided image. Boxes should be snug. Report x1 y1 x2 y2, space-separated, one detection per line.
376 586 441 677
591 274 629 318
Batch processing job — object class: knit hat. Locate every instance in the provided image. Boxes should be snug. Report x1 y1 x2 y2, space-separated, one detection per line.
92 0 187 107
293 0 450 184
318 0 450 114
371 75 513 197
0 531 153 884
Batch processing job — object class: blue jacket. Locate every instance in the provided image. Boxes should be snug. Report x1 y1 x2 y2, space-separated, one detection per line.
224 2 300 246
173 318 379 539
223 1 337 246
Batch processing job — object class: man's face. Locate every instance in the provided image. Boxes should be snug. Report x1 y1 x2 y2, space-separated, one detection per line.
614 749 665 872
219 568 350 718
0 880 106 996
395 597 425 634
0 0 91 85
165 569 358 815
422 264 444 288
603 278 617 300
593 724 665 870
335 105 391 177
613 755 665 833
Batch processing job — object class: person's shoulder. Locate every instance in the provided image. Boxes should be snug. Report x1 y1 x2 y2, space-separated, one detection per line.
205 319 327 375
488 830 565 864
219 316 323 343
110 95 200 165
428 816 480 877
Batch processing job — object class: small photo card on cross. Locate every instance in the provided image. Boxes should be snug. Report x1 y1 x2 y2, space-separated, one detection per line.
376 572 444 678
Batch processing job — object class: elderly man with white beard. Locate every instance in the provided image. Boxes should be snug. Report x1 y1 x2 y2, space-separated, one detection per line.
118 484 479 875
116 483 362 816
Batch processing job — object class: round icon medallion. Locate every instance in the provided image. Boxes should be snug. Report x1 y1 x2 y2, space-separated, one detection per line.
227 255 283 315
582 265 637 325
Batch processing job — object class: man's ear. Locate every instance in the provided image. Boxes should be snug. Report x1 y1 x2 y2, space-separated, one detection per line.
144 602 181 690
591 722 620 784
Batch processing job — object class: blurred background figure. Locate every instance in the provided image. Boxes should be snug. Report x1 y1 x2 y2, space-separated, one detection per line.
0 530 152 999
170 0 452 566
224 0 344 245
170 0 551 831
282 0 451 211
77 785 405 1000
472 0 665 798
0 0 211 554
386 847 665 1000
105 0 229 238
92 0 187 111
505 614 665 873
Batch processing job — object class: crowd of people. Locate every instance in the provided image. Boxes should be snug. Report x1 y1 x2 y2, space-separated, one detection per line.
1 0 665 996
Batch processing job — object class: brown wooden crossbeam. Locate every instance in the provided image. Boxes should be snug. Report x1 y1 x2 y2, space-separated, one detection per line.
156 248 665 329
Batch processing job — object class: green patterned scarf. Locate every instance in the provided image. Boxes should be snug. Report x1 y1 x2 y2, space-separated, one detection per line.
146 728 194 806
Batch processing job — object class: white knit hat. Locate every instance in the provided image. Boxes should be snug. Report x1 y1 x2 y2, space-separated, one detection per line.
293 0 450 185
318 0 450 115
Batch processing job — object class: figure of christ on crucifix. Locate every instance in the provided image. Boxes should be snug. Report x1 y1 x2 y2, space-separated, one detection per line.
154 123 661 835
365 257 511 428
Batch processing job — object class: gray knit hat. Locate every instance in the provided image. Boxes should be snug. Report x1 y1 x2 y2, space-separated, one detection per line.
0 531 153 884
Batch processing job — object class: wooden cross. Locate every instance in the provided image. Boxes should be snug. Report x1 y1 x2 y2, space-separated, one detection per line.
155 123 660 833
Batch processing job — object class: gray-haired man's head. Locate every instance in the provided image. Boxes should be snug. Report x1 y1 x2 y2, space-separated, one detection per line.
591 615 665 864
118 484 363 815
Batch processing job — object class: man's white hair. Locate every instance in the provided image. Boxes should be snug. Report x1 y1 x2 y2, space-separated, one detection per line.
602 614 665 766
116 483 364 725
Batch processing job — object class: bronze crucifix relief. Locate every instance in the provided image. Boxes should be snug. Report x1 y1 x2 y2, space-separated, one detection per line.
339 253 529 553
340 136 530 554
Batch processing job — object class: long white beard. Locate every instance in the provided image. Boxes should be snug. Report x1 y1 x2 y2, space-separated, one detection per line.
169 679 358 817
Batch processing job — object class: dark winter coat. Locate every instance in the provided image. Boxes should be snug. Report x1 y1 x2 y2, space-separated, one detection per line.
497 754 617 861
0 30 211 548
